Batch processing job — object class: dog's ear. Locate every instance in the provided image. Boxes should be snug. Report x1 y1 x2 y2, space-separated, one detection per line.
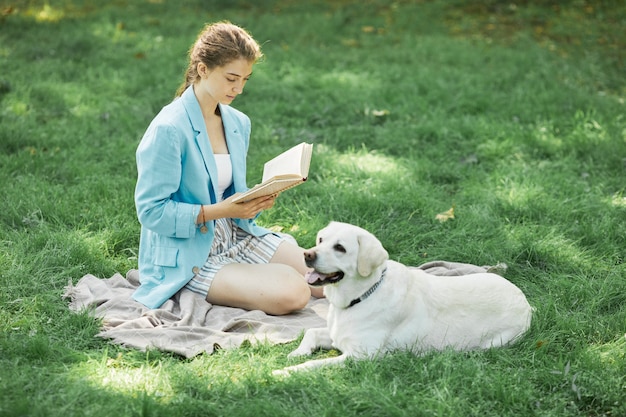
356 232 389 277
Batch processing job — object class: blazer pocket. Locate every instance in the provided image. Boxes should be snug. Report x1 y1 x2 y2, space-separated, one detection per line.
153 246 179 267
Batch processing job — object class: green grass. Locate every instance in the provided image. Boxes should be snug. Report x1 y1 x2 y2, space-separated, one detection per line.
1 0 625 416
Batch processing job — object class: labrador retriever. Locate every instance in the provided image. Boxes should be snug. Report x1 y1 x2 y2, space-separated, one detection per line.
273 221 532 375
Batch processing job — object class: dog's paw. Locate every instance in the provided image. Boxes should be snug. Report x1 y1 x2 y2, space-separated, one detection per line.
272 367 296 377
287 349 310 359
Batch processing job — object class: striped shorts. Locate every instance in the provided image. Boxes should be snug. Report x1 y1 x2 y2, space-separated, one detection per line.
184 217 284 297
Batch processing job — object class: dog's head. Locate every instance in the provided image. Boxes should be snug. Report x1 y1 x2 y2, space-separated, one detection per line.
304 221 389 286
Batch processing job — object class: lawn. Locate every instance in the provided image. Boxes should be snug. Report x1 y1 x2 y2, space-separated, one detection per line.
1 0 625 416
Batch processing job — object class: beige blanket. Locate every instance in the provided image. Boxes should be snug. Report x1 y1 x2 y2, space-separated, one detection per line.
63 261 502 358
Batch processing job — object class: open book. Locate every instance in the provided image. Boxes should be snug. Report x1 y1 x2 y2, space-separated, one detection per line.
232 142 313 203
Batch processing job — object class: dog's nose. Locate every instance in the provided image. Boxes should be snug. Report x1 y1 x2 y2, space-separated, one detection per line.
304 249 316 264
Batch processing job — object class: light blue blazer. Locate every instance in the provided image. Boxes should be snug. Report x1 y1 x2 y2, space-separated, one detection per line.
132 86 271 309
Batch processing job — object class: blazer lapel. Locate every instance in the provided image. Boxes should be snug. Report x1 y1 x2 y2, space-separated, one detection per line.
181 86 218 202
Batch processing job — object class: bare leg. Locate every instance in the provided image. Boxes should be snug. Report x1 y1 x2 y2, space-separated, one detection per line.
270 241 324 298
206 262 311 315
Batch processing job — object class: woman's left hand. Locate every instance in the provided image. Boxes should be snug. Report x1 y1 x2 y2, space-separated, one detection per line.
222 193 278 219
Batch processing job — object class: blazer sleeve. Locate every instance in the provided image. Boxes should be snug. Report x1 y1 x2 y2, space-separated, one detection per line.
135 122 198 239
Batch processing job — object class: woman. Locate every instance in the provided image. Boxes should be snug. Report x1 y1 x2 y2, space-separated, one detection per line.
133 21 320 314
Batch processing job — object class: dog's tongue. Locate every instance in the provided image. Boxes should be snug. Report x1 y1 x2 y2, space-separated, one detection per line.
305 270 325 285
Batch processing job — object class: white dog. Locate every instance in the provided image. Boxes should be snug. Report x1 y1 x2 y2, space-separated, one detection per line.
274 221 532 375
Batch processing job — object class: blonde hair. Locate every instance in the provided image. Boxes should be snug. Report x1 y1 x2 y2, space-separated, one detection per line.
175 21 263 97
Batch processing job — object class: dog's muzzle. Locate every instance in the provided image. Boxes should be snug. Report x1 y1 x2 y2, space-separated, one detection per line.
305 270 345 286
303 249 345 286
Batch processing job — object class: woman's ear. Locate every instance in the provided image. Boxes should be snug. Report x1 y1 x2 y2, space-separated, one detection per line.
197 62 207 78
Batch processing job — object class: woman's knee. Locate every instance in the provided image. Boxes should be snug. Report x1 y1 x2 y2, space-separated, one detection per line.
284 282 311 313
271 265 311 315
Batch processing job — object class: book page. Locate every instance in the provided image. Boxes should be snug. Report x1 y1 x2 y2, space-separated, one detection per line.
231 142 313 204
262 142 312 183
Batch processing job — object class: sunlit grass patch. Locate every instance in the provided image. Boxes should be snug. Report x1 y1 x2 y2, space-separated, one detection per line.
588 335 626 368
610 192 626 208
69 351 174 400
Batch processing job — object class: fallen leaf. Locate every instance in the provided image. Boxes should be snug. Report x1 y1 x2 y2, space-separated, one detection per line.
371 109 389 117
436 206 455 222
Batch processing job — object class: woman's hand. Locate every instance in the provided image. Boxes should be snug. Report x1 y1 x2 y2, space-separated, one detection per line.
221 193 278 219
199 194 279 223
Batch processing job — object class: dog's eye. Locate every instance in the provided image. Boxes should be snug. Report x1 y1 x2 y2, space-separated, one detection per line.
333 244 346 253
318 237 323 244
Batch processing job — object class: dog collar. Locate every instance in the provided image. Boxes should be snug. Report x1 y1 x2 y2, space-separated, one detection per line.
347 267 387 308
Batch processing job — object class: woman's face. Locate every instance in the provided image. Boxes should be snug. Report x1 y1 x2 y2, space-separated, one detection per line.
196 58 254 106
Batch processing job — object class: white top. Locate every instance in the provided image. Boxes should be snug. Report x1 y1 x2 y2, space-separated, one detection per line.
214 154 233 201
